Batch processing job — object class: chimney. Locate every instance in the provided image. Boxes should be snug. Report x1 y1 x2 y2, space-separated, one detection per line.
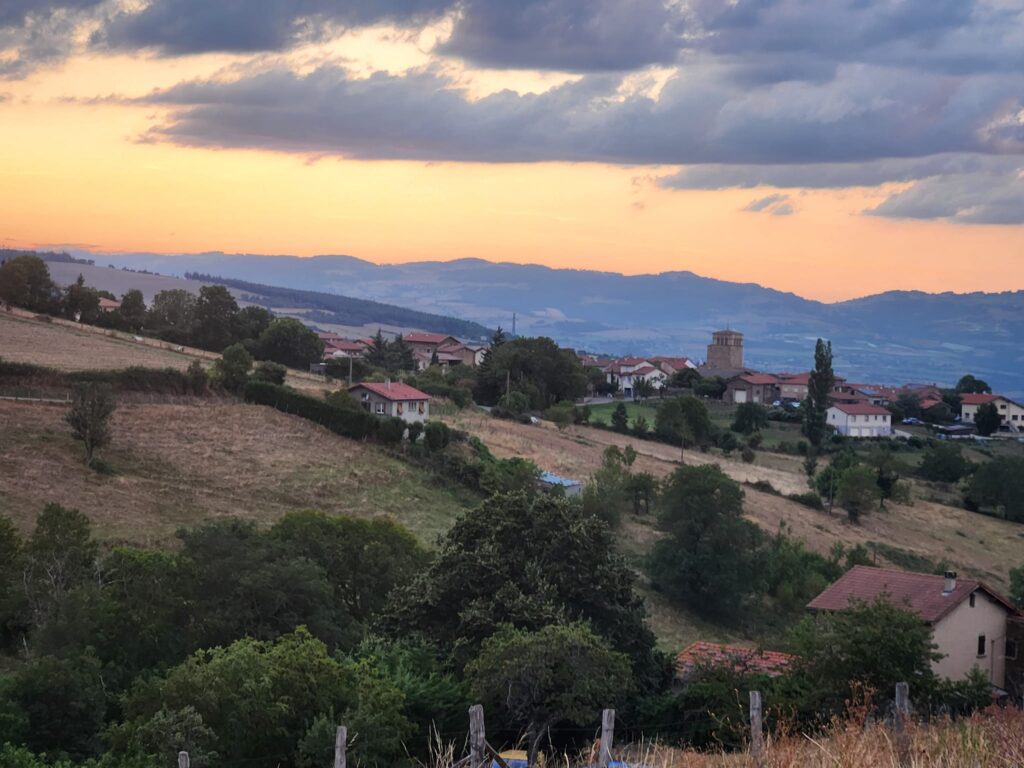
943 570 957 594
385 378 391 390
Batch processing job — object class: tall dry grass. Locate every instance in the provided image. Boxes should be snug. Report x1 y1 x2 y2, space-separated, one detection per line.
428 707 1024 768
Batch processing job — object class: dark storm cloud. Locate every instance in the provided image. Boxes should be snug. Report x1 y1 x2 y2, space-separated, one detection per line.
438 0 685 71
96 0 452 55
138 62 1023 165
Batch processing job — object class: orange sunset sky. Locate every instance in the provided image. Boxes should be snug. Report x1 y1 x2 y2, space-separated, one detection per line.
2 3 1023 302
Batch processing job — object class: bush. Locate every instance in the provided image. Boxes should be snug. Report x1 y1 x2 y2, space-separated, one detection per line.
741 447 755 463
378 417 406 445
423 421 452 453
406 421 424 444
243 380 378 440
787 491 824 510
252 360 287 386
211 343 252 392
747 432 764 449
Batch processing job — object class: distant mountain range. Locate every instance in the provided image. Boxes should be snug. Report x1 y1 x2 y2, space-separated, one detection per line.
77 251 1024 397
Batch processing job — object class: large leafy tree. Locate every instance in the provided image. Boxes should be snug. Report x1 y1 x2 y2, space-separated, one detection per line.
473 337 587 408
655 396 713 459
964 456 1024 522
252 317 325 369
0 255 59 312
382 492 667 690
647 465 761 622
146 289 197 344
731 401 768 435
836 465 881 523
119 288 147 330
0 517 25 649
61 274 101 323
918 442 973 483
974 402 1001 436
956 374 991 394
467 623 632 767
211 342 252 392
192 285 240 351
788 598 941 711
803 338 835 449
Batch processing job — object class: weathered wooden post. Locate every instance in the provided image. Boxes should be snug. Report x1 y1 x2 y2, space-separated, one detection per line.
177 751 189 768
469 704 486 768
895 682 910 766
334 725 347 768
598 708 615 768
749 690 765 768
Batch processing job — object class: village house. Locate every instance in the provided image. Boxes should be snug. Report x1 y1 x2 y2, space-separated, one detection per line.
808 566 1019 690
537 471 583 498
777 372 811 401
437 341 489 368
98 297 120 312
603 357 667 398
649 356 697 377
960 393 1024 432
348 381 430 424
675 641 796 683
826 402 892 437
403 332 460 358
724 373 780 404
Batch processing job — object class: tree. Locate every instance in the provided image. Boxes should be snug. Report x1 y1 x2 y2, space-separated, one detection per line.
382 492 666 691
610 402 629 432
788 598 941 712
147 289 197 344
647 465 761 622
251 360 287 385
1010 564 1024 609
693 375 726 399
364 330 390 369
633 376 655 401
192 285 240 351
543 402 574 431
581 446 632 526
625 472 657 516
61 274 101 323
467 624 632 767
234 305 273 341
23 504 98 631
65 383 116 466
974 402 1001 436
802 339 834 448
964 456 1024 522
0 517 24 649
670 368 702 389
0 255 58 312
956 375 991 395
655 396 712 459
119 289 147 330
252 318 324 369
836 465 881 523
731 402 768 435
388 334 415 372
211 343 252 392
473 337 587 409
918 442 973 483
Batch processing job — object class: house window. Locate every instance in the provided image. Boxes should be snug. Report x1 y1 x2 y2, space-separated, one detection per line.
969 593 975 607
977 635 987 657
1007 640 1019 660
375 403 386 415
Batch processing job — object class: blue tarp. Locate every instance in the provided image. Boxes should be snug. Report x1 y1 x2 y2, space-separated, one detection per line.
538 471 581 488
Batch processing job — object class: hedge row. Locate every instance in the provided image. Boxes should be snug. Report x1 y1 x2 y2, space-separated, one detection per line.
0 360 207 395
243 380 379 440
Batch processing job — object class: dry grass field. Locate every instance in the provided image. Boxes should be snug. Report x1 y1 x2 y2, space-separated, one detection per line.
0 400 475 546
445 411 1024 591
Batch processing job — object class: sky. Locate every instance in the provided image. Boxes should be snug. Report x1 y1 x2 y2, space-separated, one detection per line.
1 1 1023 302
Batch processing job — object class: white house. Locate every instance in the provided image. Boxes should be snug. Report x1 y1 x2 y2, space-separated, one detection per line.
827 402 892 437
603 358 667 398
809 566 1018 688
348 381 430 424
960 393 1024 432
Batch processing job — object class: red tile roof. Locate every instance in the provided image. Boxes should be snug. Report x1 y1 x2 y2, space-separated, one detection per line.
739 373 780 385
777 372 811 385
631 365 658 376
830 402 891 416
650 356 693 369
349 382 430 401
404 332 455 345
326 340 366 352
807 566 1016 624
676 642 796 679
960 393 999 405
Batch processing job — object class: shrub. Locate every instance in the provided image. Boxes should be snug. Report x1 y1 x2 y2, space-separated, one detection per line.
406 421 424 444
747 432 764 449
423 421 452 453
378 417 406 445
787 491 824 510
252 360 287 386
741 447 755 463
211 343 252 392
243 381 378 440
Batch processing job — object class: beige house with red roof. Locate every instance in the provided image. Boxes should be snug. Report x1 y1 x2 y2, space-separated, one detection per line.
724 373 779 404
827 402 892 437
961 393 1024 432
348 381 430 423
403 332 460 358
808 566 1019 688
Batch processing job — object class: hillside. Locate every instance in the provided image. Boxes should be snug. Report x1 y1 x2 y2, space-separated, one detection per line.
0 399 476 545
84 251 1024 397
443 411 1023 592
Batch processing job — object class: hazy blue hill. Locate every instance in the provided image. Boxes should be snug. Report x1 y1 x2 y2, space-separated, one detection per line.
86 251 1024 397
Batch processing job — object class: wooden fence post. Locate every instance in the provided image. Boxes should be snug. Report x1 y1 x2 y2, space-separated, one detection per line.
177 751 189 768
469 704 486 768
749 690 765 768
334 725 347 768
894 682 910 766
598 708 615 768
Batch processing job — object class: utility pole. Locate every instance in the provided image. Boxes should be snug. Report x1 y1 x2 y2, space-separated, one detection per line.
348 355 353 387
